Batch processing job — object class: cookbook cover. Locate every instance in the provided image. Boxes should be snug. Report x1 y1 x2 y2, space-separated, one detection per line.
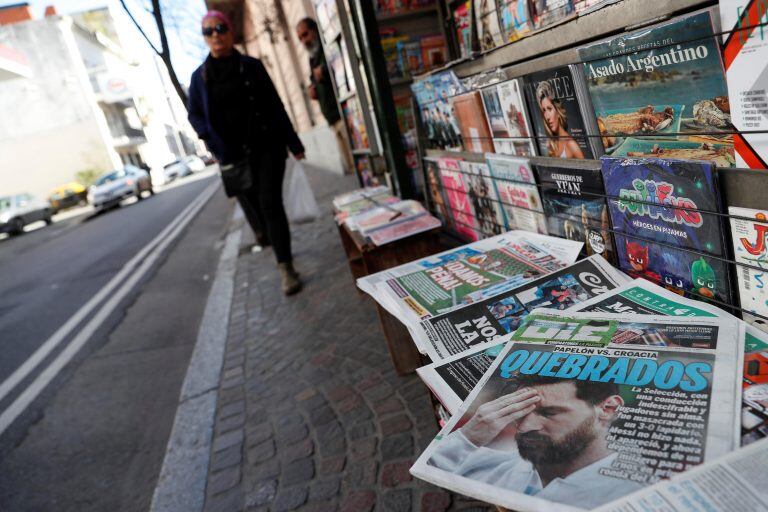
523 65 595 159
578 9 735 166
602 156 732 305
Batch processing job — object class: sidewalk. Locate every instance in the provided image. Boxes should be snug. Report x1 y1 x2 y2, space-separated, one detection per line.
202 166 490 512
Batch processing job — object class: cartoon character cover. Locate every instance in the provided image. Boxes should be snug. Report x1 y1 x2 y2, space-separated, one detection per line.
602 156 732 304
536 162 616 263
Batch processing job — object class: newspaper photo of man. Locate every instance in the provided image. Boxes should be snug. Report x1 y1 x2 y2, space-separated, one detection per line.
427 374 645 508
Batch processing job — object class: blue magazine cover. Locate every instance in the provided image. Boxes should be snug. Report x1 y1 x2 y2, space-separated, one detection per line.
601 156 732 304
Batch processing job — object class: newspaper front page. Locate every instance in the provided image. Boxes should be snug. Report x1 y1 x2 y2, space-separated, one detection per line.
572 279 763 446
357 231 582 331
411 311 740 511
414 255 629 360
594 436 768 512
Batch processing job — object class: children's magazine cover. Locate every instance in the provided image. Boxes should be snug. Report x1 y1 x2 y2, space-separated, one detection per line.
602 156 732 305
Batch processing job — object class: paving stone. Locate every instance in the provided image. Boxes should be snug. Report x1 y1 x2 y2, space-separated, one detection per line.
273 487 309 512
223 366 244 380
349 437 377 461
221 375 245 390
421 491 451 512
205 487 242 512
363 383 393 402
381 461 413 488
295 387 317 401
211 443 243 472
309 406 337 427
246 423 273 446
380 489 412 512
308 477 341 501
249 459 280 481
276 423 309 444
372 397 404 416
335 395 362 414
298 502 337 512
283 458 315 486
347 422 376 441
380 433 414 461
339 490 376 512
320 456 346 474
343 460 378 487
244 479 277 508
248 439 275 463
208 466 241 496
380 414 413 436
217 412 246 434
282 438 314 463
219 400 246 420
214 429 245 453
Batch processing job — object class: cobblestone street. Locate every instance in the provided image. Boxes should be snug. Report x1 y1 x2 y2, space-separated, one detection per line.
202 168 491 512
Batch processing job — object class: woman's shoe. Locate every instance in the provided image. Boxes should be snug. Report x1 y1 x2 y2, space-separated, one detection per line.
278 262 302 295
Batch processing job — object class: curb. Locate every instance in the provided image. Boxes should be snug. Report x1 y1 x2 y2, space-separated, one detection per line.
149 209 243 512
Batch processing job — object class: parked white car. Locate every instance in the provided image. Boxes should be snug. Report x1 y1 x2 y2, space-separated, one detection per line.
89 166 153 212
184 155 206 172
162 159 191 182
0 193 53 236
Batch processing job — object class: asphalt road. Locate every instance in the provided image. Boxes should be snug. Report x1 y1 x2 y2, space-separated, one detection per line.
0 171 234 511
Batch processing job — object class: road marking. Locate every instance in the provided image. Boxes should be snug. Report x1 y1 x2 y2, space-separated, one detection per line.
0 180 220 436
150 217 242 512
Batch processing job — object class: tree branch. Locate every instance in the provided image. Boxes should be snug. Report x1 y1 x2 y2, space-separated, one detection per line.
118 0 161 55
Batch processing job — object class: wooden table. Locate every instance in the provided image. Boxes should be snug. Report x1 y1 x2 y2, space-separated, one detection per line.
336 221 443 375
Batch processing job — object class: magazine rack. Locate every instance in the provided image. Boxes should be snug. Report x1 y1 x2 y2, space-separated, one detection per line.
336 221 443 375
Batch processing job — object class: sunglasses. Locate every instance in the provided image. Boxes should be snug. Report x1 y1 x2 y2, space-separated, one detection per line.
202 24 229 37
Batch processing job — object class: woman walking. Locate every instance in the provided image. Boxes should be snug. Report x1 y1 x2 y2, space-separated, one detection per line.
188 10 305 295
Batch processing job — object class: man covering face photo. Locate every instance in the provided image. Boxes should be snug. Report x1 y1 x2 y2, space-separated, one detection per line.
428 374 645 508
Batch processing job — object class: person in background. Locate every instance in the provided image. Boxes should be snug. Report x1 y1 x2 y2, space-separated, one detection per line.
188 10 305 295
295 18 354 173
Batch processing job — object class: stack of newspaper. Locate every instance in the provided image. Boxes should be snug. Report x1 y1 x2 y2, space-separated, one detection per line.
407 264 768 511
333 188 441 246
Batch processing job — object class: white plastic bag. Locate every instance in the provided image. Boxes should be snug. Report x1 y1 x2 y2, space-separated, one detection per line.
283 157 320 223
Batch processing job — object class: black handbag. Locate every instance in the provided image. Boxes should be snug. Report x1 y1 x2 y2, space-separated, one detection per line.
219 157 252 197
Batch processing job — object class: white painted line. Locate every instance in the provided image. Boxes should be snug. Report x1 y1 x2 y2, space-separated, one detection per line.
0 181 220 437
0 180 218 406
150 214 242 512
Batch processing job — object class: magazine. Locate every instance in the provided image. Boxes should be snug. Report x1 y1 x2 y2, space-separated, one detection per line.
452 91 495 153
423 158 454 229
530 0 575 29
720 0 768 169
593 436 768 512
474 0 504 51
453 1 472 58
369 214 442 246
537 159 616 263
345 199 426 233
460 161 505 237
412 71 465 150
602 156 733 305
342 97 369 149
486 154 546 234
741 325 768 446
729 206 768 333
480 78 537 156
398 38 424 77
411 310 740 511
420 35 448 72
439 157 479 241
498 0 532 42
522 65 601 159
415 254 628 360
578 9 735 166
357 231 582 330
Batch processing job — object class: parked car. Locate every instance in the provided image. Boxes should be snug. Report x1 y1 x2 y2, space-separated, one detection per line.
184 155 206 172
162 159 191 182
201 152 217 165
0 193 53 235
48 182 88 213
89 166 153 212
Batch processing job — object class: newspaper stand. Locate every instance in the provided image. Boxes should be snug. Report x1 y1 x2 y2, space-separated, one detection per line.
336 221 444 375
